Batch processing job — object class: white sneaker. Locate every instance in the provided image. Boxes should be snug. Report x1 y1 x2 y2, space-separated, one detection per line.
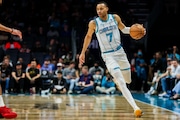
5 90 8 94
151 90 158 95
68 90 73 94
146 90 152 95
158 92 167 97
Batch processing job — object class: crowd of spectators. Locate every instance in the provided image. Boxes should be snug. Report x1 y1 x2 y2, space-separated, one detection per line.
0 54 118 96
132 45 180 100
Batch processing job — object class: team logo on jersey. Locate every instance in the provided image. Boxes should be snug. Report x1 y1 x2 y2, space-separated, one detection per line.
99 25 117 34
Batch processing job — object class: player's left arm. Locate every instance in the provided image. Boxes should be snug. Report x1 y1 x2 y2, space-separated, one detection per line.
113 14 130 34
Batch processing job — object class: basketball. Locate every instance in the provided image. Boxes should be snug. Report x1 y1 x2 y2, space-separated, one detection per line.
130 23 145 40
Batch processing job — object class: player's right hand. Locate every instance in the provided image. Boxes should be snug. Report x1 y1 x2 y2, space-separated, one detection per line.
79 53 85 65
12 29 22 40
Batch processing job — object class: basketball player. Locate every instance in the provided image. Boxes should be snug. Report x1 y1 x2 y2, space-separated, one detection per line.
79 1 145 117
0 23 22 118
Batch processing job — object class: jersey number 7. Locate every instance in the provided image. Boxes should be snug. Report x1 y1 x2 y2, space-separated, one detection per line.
106 32 113 42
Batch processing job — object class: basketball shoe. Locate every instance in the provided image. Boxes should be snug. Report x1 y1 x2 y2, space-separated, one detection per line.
0 106 17 119
134 109 143 117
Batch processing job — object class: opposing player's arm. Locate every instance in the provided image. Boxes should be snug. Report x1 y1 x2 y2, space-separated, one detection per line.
0 23 22 39
113 14 130 34
0 24 13 33
80 20 96 54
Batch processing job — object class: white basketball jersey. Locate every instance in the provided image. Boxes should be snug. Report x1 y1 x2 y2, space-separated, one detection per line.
95 14 121 53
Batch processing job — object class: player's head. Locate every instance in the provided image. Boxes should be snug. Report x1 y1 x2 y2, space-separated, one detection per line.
96 1 109 18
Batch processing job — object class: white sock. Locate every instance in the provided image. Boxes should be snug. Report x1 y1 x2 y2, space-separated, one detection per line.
0 95 5 107
112 70 140 110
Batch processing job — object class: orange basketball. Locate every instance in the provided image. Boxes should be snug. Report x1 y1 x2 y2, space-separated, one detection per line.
130 23 145 40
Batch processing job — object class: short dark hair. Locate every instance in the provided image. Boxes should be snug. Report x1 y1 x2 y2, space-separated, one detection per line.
30 58 38 64
97 1 108 7
95 68 101 72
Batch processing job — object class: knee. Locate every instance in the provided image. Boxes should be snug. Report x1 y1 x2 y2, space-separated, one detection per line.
89 86 94 90
113 78 126 87
96 86 100 90
161 77 166 82
70 80 75 84
109 87 116 91
126 80 131 84
122 70 132 84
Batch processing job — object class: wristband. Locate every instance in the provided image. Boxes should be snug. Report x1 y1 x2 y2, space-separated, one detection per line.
121 27 130 34
11 28 14 33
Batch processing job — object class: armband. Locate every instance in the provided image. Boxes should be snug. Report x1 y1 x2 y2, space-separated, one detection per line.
121 27 130 34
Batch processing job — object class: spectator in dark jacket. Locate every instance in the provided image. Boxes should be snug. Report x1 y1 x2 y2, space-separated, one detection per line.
52 70 67 94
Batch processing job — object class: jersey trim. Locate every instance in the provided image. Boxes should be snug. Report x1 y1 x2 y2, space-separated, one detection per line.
94 19 98 33
103 44 122 54
98 14 110 22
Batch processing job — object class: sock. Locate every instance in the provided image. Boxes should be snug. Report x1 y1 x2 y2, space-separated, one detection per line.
112 70 140 110
0 95 5 107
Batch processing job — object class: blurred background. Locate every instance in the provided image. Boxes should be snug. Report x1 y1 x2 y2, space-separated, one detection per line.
0 0 179 65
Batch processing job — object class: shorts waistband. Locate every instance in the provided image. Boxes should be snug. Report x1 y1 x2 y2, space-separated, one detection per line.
103 44 122 54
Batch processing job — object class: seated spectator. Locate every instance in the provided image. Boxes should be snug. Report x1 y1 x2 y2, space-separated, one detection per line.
40 66 52 91
96 70 116 94
0 63 11 94
25 59 41 94
166 46 180 62
159 59 180 97
54 62 64 76
41 58 54 74
27 58 41 69
146 58 173 95
52 71 67 94
63 61 78 94
0 55 13 72
0 55 13 93
93 69 103 91
17 57 27 71
74 65 94 94
10 61 25 94
148 51 164 84
89 61 104 76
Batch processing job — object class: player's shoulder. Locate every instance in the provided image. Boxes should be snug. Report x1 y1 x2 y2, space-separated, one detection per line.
111 13 122 23
88 19 96 27
112 14 121 19
89 19 95 24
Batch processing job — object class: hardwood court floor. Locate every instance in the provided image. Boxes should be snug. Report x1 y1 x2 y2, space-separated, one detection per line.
2 93 180 120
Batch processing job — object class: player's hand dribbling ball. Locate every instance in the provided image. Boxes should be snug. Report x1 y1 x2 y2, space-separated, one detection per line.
130 23 146 40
